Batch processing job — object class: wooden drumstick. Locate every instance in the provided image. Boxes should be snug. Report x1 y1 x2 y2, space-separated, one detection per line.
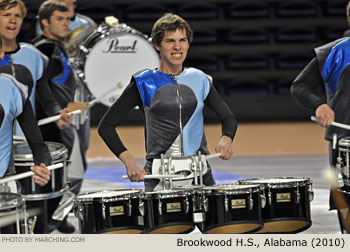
37 110 82 126
311 116 350 131
122 174 185 180
0 163 64 184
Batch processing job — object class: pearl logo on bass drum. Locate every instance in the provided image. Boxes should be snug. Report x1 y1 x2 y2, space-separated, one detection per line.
103 38 138 53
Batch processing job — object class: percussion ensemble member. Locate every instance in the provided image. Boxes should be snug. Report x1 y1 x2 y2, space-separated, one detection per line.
290 1 350 234
0 0 72 134
0 40 51 190
98 13 237 191
33 0 89 233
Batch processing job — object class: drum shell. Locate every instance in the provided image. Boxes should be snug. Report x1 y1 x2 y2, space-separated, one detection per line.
260 184 311 225
14 142 68 196
239 177 312 233
201 188 262 233
74 190 143 234
142 191 195 234
0 193 26 234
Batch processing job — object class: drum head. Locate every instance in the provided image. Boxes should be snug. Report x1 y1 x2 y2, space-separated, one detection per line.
240 177 310 187
203 184 260 194
76 189 141 202
143 189 192 199
14 142 67 161
83 30 159 106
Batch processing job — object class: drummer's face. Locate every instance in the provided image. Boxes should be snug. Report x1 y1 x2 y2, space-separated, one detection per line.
155 28 189 74
0 5 23 43
44 11 70 40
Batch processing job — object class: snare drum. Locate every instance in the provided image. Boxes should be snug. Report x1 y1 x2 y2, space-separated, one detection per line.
141 188 195 234
74 189 143 234
201 184 264 234
0 192 27 234
14 142 68 200
75 23 160 107
239 177 313 233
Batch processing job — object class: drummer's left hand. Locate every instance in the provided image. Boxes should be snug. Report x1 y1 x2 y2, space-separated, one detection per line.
215 136 233 160
31 163 51 186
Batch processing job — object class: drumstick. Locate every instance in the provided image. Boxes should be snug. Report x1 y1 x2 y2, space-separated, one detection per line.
311 116 350 131
122 174 186 180
0 163 64 184
37 110 82 126
88 84 122 107
206 153 221 160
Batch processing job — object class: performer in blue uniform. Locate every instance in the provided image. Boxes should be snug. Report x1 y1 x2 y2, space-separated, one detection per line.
0 38 51 189
98 13 237 191
0 0 71 134
291 2 350 233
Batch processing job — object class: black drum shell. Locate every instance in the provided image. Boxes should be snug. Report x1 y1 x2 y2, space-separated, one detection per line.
143 193 195 234
201 189 262 233
75 192 143 234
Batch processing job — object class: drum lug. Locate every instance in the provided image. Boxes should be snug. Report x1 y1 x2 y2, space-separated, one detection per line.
296 187 300 204
78 45 90 54
249 193 254 210
203 197 209 213
139 200 144 216
308 184 314 202
224 194 229 212
185 196 189 214
128 199 132 217
336 161 345 187
27 216 37 234
268 188 272 205
102 202 106 219
74 204 85 220
158 199 163 216
260 194 266 208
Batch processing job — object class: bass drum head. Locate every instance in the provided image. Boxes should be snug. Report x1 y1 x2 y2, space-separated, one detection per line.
83 30 160 107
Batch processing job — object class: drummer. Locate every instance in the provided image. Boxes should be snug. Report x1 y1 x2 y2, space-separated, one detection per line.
34 0 89 233
0 39 51 192
98 13 237 191
0 0 72 135
290 1 350 233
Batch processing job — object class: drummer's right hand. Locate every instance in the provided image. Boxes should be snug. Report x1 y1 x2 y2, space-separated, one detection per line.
120 151 146 182
31 163 51 186
315 104 334 127
56 108 72 128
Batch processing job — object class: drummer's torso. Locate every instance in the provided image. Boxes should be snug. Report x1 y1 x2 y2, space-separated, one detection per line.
134 68 211 158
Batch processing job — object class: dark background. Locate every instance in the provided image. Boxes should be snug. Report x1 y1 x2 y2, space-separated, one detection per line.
21 0 349 125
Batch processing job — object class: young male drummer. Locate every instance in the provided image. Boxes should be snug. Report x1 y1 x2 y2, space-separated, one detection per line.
98 13 237 191
0 0 72 133
34 0 89 233
0 39 51 191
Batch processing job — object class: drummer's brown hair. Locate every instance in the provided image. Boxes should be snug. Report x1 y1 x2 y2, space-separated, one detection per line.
38 0 69 29
0 0 27 17
151 13 193 47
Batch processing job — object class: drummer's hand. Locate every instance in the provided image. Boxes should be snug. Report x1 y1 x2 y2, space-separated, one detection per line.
215 136 233 160
119 151 146 182
56 108 72 128
31 163 51 186
315 104 334 127
67 102 89 113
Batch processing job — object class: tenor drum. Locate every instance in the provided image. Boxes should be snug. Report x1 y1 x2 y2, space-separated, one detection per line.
0 192 27 234
239 177 313 233
14 142 68 200
74 189 143 234
141 188 195 234
201 184 263 234
76 23 160 106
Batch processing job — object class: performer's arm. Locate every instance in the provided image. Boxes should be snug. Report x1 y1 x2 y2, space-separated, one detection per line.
98 80 145 182
204 85 237 159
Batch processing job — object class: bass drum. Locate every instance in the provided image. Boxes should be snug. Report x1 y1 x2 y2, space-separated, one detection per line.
76 23 160 107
